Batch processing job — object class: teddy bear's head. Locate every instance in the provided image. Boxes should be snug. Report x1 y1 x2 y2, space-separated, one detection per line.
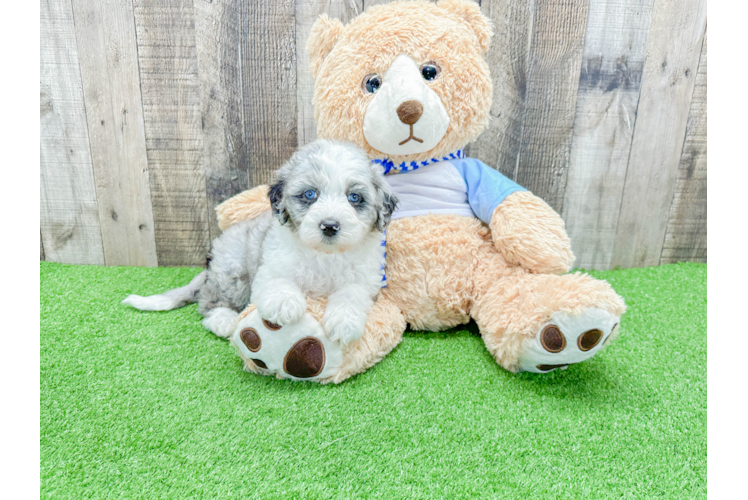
308 0 493 165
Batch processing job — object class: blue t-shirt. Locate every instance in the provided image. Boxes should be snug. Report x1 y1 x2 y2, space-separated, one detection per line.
383 156 526 224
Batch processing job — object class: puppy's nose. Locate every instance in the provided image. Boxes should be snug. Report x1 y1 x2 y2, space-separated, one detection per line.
319 219 340 237
396 100 423 125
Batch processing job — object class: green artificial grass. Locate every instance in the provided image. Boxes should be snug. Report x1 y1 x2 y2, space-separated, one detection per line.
41 261 706 499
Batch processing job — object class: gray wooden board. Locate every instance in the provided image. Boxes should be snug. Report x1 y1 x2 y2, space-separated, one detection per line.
468 0 533 178
133 0 210 266
296 0 362 147
40 232 45 261
561 0 654 270
241 0 298 188
71 0 158 267
512 0 590 213
660 29 707 264
39 0 709 268
40 0 105 265
195 0 249 242
612 0 707 268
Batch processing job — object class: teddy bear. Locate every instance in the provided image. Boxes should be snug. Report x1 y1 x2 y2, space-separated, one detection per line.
223 0 626 383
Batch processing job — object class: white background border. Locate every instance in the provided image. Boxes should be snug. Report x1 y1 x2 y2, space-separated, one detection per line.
707 2 742 497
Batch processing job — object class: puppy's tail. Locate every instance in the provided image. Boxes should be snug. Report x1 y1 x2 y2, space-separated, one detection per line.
122 270 206 311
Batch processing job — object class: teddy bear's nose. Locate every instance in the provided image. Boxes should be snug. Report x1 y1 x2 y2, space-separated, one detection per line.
396 100 423 125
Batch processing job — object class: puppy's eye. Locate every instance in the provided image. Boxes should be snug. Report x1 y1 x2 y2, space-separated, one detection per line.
303 189 318 200
348 193 362 204
362 74 382 94
420 62 441 81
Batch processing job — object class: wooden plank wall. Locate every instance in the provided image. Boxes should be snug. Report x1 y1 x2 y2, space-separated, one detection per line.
562 0 654 269
194 0 247 242
72 0 158 267
41 0 105 265
611 0 707 268
660 30 707 264
511 0 590 212
133 0 210 266
467 0 531 179
40 0 708 269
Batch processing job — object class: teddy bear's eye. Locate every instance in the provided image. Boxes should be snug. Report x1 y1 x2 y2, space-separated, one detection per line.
420 62 441 81
362 74 382 94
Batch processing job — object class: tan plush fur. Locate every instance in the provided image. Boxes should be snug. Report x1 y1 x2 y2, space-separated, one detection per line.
323 295 406 384
490 191 576 275
221 0 626 381
215 186 270 232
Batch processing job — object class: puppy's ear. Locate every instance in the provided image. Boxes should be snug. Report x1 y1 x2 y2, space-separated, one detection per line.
268 179 289 225
376 191 398 232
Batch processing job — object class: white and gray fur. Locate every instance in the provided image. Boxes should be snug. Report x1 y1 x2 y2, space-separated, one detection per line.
123 139 397 344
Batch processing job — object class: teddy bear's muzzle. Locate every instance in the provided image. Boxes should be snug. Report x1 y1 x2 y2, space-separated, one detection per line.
396 100 426 146
362 54 450 155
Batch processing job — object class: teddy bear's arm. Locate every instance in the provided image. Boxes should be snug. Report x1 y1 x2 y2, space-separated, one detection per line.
452 158 574 275
489 190 575 275
215 185 271 231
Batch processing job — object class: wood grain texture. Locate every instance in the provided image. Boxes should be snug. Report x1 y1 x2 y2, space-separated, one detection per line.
561 0 654 270
612 0 707 268
467 0 532 178
72 0 158 266
40 0 708 268
133 0 210 266
195 0 248 242
296 0 362 146
241 0 298 188
41 232 45 261
660 30 707 264
512 0 590 213
40 0 105 265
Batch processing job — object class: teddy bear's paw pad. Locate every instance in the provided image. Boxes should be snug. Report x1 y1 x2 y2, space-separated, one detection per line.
518 307 620 373
231 310 343 381
239 327 261 352
283 337 325 378
262 319 282 331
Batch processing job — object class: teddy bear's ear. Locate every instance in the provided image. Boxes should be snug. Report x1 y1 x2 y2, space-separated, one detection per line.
307 14 345 79
437 0 493 53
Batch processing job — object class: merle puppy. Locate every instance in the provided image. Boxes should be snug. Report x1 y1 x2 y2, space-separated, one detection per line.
123 139 397 345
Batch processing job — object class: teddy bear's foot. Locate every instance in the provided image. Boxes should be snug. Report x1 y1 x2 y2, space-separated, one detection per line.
517 307 620 373
473 270 626 373
230 309 343 381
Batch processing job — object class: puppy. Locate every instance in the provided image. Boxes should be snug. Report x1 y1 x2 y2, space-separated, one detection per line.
123 139 397 345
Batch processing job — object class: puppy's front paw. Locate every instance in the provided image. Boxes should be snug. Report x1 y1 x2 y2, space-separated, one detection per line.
256 291 306 326
323 307 367 346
